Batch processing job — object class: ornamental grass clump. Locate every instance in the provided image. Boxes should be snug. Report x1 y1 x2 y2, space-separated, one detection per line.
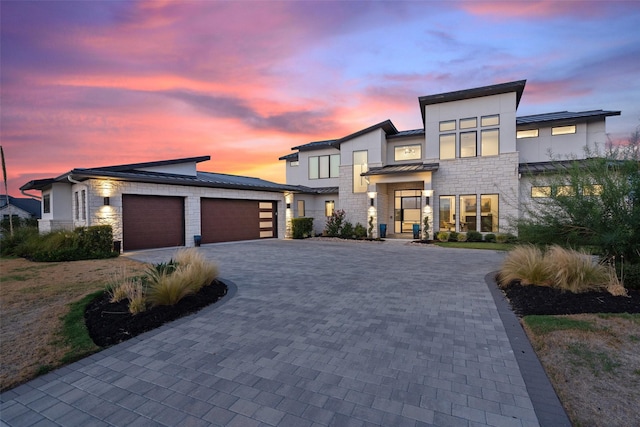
499 244 549 287
544 246 622 294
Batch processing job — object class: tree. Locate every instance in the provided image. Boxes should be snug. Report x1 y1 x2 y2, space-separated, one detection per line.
517 143 640 263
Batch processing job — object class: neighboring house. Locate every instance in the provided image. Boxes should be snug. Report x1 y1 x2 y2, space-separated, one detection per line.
279 80 620 238
0 195 41 222
20 156 301 251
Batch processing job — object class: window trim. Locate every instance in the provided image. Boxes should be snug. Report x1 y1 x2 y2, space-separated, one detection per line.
517 129 539 139
459 117 477 129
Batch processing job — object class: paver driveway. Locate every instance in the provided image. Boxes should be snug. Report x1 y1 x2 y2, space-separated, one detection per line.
2 239 545 426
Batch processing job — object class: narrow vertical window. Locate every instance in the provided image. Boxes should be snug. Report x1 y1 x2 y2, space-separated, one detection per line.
319 155 330 179
309 157 319 179
353 150 368 193
439 134 456 160
481 129 499 156
81 190 86 220
74 191 79 220
297 200 305 217
460 131 477 158
330 154 340 178
43 194 51 213
460 195 477 232
439 195 456 231
480 194 499 232
325 200 335 216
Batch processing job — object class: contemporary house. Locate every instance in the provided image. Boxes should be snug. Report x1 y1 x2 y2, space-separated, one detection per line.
279 80 620 238
20 156 299 251
21 79 620 251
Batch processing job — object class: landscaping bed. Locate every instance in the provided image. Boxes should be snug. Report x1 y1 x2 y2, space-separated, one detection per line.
85 280 227 347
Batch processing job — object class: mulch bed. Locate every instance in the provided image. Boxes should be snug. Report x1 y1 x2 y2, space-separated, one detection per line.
502 282 640 317
85 281 227 348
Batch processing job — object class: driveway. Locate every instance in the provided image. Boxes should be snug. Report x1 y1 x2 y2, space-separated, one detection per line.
1 240 563 426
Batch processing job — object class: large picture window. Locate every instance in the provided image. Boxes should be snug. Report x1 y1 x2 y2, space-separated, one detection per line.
480 194 498 232
481 129 499 156
439 196 456 231
394 144 421 161
460 195 477 232
309 154 339 179
460 131 477 158
439 134 455 160
353 150 368 193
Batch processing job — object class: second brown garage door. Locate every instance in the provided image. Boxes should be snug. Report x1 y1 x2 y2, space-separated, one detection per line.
122 195 185 251
201 199 276 243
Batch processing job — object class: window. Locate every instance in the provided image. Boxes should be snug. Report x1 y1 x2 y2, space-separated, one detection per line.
394 144 421 161
290 160 299 167
297 200 305 217
481 115 500 127
481 129 499 156
74 191 79 220
81 190 86 220
480 194 499 232
552 125 576 135
43 194 51 213
532 186 551 198
439 195 456 231
325 200 335 217
517 129 539 139
439 120 456 132
556 185 576 197
309 154 339 179
353 150 368 193
460 117 477 129
439 134 456 160
460 131 477 157
583 184 603 196
460 195 477 232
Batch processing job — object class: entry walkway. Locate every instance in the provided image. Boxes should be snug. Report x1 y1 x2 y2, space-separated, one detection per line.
1 240 568 426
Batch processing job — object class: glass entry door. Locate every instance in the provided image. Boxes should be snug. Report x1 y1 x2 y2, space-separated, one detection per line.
394 190 422 233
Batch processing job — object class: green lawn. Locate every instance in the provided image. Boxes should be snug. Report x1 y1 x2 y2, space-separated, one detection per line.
434 241 514 251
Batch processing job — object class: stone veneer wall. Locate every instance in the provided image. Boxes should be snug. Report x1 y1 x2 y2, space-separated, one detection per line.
338 165 368 228
431 152 520 234
85 179 286 246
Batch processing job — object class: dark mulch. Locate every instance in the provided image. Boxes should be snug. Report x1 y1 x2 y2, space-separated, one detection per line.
502 281 640 317
85 281 227 347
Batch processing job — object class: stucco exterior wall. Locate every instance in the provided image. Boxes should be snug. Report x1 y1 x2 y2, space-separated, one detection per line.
290 147 340 188
516 122 597 163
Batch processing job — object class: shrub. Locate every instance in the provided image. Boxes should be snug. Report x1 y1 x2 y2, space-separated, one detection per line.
291 217 313 239
436 231 449 242
496 234 508 243
354 223 367 239
340 221 354 239
499 245 550 287
466 230 482 242
448 231 459 242
325 209 345 237
544 246 616 293
484 233 496 243
621 263 640 290
457 232 467 242
75 225 114 255
0 226 39 256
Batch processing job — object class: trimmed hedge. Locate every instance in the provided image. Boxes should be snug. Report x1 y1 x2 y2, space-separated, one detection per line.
291 218 313 239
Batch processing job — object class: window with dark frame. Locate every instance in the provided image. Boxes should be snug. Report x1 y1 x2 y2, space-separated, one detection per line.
309 154 339 179
43 194 51 213
325 200 335 216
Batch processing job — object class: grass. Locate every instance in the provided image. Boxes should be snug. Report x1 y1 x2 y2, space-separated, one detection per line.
523 315 596 335
58 291 102 364
566 343 620 376
434 241 514 251
499 245 549 286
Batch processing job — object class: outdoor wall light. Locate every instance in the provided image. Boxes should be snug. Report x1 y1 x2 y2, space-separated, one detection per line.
286 203 291 209
367 191 377 207
103 197 110 206
423 189 433 206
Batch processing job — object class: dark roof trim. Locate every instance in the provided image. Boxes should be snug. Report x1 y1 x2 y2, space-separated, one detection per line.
419 80 527 124
291 120 398 153
518 158 628 175
516 110 621 128
362 162 439 177
386 129 425 140
86 155 210 173
293 186 339 195
20 178 56 191
278 153 299 161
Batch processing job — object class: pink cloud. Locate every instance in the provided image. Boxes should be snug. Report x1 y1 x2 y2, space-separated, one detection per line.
458 0 633 20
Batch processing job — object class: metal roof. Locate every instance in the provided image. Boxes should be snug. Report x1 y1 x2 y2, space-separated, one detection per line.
518 158 627 175
291 139 338 152
516 110 621 127
278 152 299 161
0 195 41 218
290 120 399 153
387 129 425 139
361 162 439 177
419 80 526 124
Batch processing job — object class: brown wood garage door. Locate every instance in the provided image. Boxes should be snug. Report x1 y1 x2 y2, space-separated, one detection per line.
201 199 276 244
122 195 185 251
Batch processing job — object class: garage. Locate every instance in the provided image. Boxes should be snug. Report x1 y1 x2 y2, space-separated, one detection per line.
201 199 276 244
122 195 185 251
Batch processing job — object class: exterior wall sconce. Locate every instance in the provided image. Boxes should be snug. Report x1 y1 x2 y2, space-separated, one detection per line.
423 190 433 206
103 196 110 206
367 191 377 207
286 203 291 209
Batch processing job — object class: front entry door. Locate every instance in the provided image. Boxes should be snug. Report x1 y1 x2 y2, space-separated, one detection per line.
394 190 422 234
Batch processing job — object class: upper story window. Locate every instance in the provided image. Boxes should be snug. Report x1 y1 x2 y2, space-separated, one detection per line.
439 120 456 132
289 160 299 167
353 150 368 193
481 115 500 127
517 129 539 139
43 194 51 213
439 134 456 160
460 117 477 129
460 131 477 158
481 129 499 156
552 125 576 135
309 154 339 179
394 144 422 161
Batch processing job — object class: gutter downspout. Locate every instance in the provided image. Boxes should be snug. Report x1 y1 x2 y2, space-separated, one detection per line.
20 189 41 200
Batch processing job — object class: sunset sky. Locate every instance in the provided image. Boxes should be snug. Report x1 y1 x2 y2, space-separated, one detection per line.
2 1 639 197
